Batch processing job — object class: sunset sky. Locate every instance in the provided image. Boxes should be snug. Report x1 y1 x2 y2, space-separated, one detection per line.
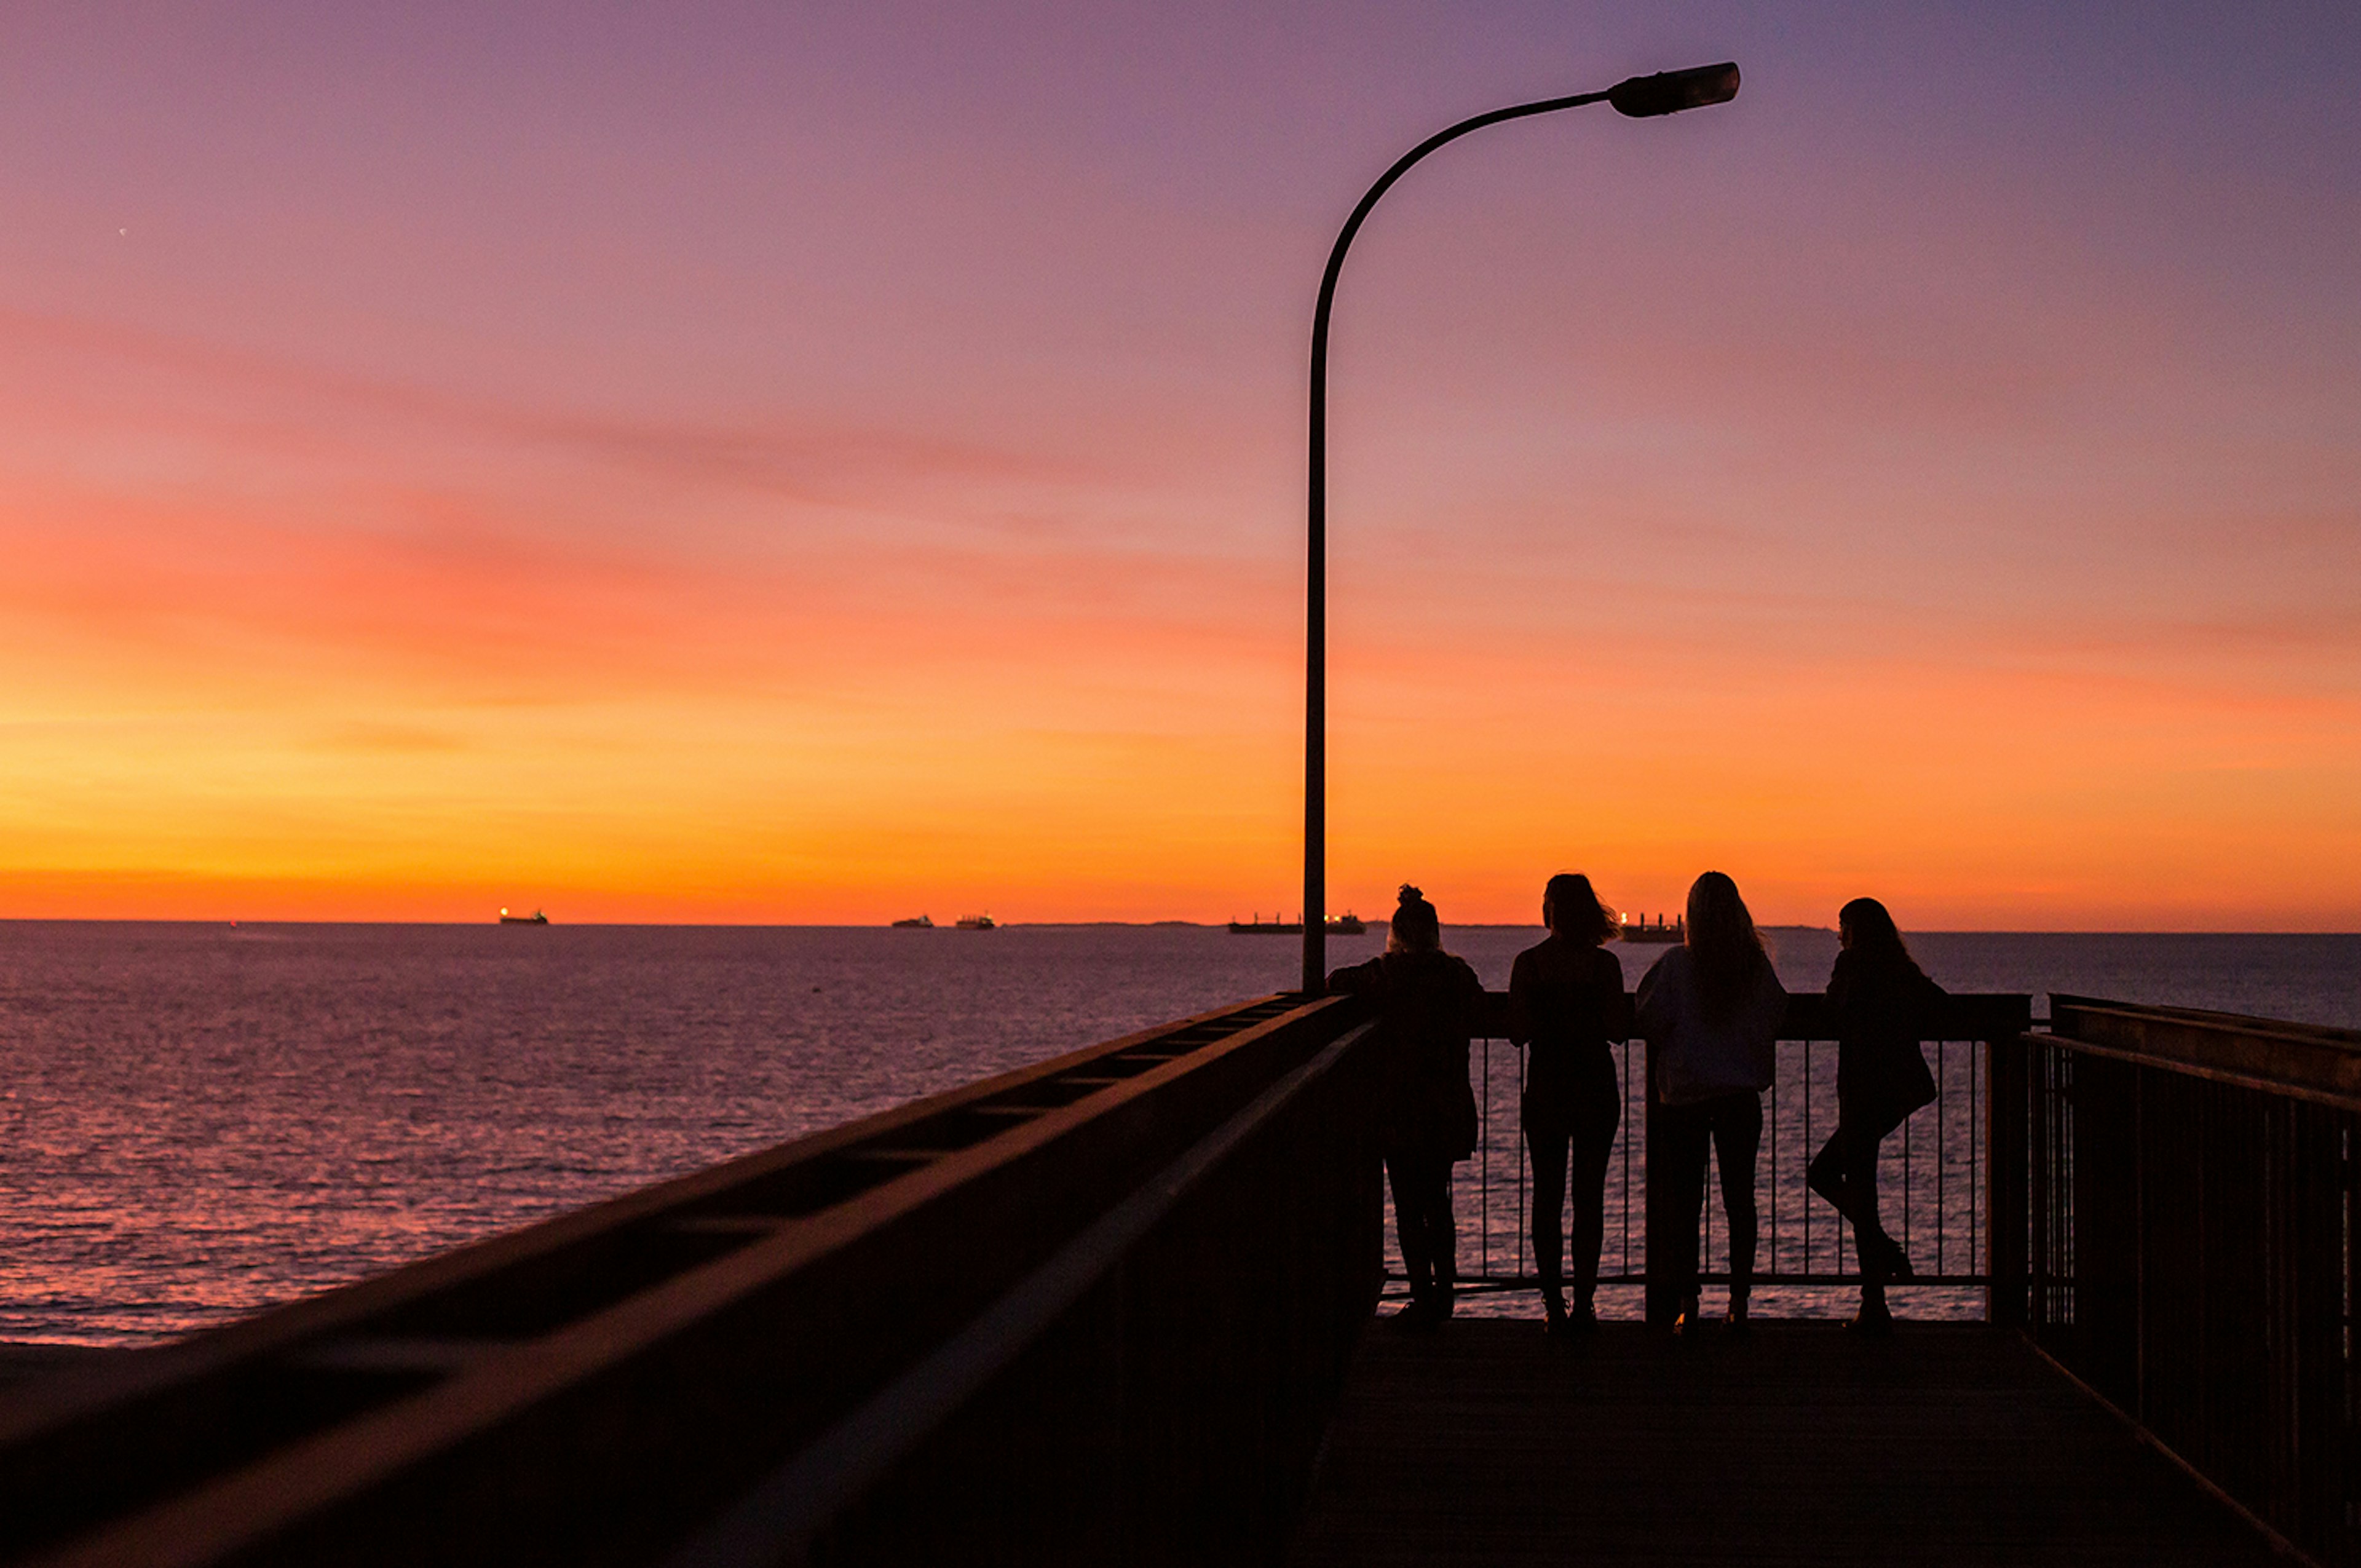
2 2 2356 929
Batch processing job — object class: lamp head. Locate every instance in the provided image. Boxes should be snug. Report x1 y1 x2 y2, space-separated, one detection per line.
1608 61 1740 118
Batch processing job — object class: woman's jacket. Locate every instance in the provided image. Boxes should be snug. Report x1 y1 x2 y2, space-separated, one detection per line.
1635 945 1786 1107
1827 948 1946 1136
1327 949 1485 1161
1507 941 1631 1110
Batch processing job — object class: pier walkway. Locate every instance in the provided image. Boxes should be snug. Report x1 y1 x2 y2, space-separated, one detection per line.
1289 1320 2280 1567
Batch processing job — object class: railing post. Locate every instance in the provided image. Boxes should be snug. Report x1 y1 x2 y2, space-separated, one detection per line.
2336 1109 2360 1562
2285 1100 2349 1558
1987 1032 2030 1331
2070 1053 2140 1402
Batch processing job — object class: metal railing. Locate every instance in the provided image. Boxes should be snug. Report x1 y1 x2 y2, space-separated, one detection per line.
1455 1037 1991 1291
0 994 1384 1568
1398 993 2031 1313
11 984 2347 1564
1994 995 2361 1567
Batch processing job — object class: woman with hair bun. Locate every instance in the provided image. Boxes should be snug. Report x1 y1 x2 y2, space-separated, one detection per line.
1508 873 1630 1336
1809 897 1945 1336
1637 871 1786 1334
1327 884 1485 1326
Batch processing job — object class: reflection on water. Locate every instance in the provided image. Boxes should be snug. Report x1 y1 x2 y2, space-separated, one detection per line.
0 922 2352 1344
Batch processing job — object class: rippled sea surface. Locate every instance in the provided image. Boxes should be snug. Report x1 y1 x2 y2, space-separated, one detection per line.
1 922 2353 1344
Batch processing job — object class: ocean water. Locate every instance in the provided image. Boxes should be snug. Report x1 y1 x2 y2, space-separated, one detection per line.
0 922 2353 1345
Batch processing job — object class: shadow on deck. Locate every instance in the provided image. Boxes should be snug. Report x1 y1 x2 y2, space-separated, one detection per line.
1287 1319 2283 1567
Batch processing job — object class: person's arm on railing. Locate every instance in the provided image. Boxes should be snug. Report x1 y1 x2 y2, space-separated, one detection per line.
1634 949 1676 1043
1325 954 1385 996
1607 968 1636 1043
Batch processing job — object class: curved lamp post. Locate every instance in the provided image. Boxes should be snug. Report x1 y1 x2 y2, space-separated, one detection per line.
1300 62 1741 992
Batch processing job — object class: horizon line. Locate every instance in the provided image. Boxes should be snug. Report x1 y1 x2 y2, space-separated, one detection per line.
4 917 2359 937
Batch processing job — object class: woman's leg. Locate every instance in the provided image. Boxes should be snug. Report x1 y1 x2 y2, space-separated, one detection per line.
1413 1157 1457 1315
1810 1117 1887 1232
1390 1154 1458 1319
1710 1092 1764 1317
1845 1124 1899 1329
1807 1126 1853 1219
1385 1152 1434 1307
1524 1098 1572 1313
1567 1062 1622 1320
1841 1123 1909 1297
1650 1101 1712 1324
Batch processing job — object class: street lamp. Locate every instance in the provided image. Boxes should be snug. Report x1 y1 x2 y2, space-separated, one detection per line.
1299 62 1741 992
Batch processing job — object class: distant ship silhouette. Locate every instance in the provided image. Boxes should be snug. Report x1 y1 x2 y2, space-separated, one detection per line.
1228 913 1366 936
498 908 549 925
955 914 995 930
1618 913 1683 943
892 914 935 929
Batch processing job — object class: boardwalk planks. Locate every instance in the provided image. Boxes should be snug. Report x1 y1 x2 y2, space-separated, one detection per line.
1287 1320 2285 1567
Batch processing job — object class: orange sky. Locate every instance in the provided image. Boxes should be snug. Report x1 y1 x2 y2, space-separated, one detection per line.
2 4 2357 929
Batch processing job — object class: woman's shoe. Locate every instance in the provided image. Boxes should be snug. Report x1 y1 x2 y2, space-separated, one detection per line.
1671 1295 1703 1337
1845 1298 1895 1337
1724 1297 1751 1336
1541 1288 1568 1336
1544 1301 1597 1340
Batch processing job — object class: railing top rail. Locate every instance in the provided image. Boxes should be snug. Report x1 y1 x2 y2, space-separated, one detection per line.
1471 990 2031 1042
0 992 1362 1567
2047 993 2361 1111
0 992 1307 1445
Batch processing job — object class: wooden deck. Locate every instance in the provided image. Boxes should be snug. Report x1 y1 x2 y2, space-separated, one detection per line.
1287 1318 2285 1567
0 1344 113 1386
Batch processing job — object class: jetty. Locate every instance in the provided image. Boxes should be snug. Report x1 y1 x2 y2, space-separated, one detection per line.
0 991 2349 1566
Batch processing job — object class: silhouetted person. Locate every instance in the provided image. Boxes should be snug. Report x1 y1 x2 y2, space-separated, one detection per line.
1508 873 1631 1336
1807 897 1945 1336
1638 871 1784 1334
1329 884 1484 1327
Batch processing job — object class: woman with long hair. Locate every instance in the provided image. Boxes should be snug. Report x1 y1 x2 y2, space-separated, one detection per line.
1808 897 1945 1335
1328 884 1485 1326
1636 871 1786 1334
1508 873 1628 1336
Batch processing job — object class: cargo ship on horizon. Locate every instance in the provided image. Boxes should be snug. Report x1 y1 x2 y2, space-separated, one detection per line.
1228 913 1366 936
